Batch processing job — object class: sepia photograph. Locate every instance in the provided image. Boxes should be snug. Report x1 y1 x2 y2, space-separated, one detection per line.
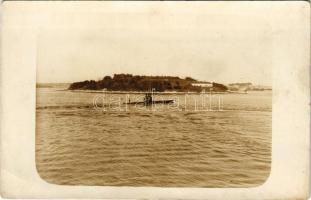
1 1 310 199
35 6 272 187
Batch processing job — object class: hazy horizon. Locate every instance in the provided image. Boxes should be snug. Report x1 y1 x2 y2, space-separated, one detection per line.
37 4 273 86
36 73 271 86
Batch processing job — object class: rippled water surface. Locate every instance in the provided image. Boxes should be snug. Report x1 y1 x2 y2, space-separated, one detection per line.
36 85 272 187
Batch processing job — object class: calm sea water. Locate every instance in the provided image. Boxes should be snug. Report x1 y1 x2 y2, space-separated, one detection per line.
36 84 272 187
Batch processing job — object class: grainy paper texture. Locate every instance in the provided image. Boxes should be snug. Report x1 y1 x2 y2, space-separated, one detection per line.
0 1 310 199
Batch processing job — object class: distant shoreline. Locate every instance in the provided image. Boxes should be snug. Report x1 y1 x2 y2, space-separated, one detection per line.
60 89 271 95
63 89 227 95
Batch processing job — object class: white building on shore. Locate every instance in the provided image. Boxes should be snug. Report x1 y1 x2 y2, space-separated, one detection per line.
191 82 213 88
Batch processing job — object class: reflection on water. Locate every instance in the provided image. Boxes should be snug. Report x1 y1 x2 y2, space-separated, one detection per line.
36 86 272 187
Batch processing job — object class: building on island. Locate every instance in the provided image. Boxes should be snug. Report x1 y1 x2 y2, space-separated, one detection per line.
191 82 213 88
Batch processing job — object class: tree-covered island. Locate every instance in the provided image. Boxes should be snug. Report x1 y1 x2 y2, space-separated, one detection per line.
68 74 228 92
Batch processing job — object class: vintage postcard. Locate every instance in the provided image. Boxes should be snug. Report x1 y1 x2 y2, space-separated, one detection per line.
1 1 310 199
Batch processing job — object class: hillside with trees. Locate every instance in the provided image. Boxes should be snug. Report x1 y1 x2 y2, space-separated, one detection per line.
68 74 228 92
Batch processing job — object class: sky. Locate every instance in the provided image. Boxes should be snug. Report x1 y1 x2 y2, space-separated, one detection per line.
37 3 273 85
